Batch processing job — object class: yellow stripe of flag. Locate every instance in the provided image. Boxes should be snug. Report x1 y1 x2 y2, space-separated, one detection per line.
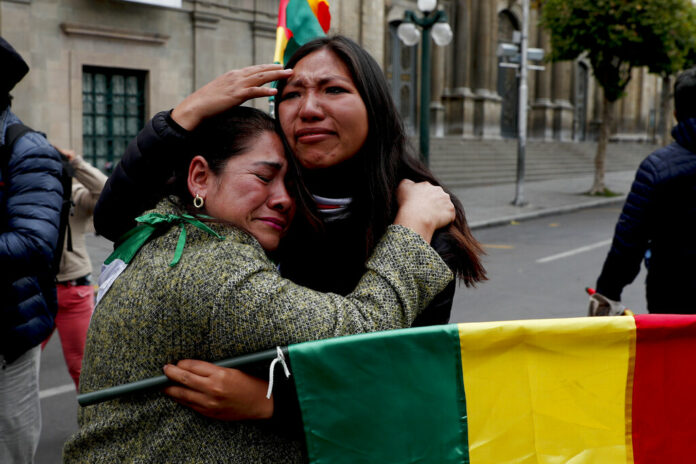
458 316 636 463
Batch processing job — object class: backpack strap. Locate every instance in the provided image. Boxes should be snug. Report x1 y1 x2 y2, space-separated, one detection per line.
0 123 33 170
5 123 33 148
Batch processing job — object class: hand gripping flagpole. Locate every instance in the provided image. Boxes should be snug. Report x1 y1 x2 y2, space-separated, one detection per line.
77 347 289 407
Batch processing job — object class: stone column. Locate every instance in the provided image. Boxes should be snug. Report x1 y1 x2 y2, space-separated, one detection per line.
552 61 573 141
531 27 553 139
617 67 639 137
360 0 385 66
443 0 476 136
472 0 501 138
634 68 648 135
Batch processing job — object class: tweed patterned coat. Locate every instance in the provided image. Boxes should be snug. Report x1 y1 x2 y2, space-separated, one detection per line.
64 199 452 463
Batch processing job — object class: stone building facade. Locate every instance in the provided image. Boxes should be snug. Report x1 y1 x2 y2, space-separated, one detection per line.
385 1 663 143
0 0 663 171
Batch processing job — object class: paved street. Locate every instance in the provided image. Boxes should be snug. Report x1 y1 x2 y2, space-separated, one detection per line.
35 203 648 462
451 204 646 324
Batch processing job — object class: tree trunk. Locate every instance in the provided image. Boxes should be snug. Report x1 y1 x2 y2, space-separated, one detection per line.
590 94 613 194
658 75 673 146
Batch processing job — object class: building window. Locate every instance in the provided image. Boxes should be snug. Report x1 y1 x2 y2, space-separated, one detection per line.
82 66 146 172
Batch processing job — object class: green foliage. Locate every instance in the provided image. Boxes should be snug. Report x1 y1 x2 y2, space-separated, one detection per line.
541 0 696 101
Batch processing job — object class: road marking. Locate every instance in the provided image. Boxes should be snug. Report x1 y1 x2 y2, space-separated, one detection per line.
536 239 612 264
40 383 75 400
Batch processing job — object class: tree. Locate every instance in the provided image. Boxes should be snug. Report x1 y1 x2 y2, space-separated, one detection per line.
541 0 696 194
645 3 696 146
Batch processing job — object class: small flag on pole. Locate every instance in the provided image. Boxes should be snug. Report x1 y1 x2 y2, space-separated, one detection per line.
273 0 331 66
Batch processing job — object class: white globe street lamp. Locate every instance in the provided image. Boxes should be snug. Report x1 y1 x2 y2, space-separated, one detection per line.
396 22 421 47
431 22 453 47
417 0 437 13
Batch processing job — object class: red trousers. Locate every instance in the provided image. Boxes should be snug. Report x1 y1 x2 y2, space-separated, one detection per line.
42 283 94 388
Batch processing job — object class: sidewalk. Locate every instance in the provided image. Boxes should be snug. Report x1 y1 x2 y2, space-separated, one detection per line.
452 170 635 230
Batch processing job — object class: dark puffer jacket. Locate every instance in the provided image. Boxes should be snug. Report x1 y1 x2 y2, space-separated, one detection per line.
596 118 696 313
0 107 63 363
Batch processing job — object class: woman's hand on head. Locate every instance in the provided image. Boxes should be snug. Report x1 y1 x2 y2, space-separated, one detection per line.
171 64 293 130
162 359 273 421
394 179 456 243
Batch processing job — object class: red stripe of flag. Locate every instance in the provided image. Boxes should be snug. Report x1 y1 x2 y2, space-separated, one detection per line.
277 0 292 40
277 0 290 27
317 1 330 33
632 314 696 463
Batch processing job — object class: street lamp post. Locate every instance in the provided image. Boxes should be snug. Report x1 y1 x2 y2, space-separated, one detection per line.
397 0 453 165
497 0 544 206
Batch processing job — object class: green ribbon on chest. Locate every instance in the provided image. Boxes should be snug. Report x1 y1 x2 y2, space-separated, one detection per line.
105 212 226 268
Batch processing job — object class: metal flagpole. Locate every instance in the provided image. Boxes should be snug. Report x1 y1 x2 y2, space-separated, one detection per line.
77 347 287 406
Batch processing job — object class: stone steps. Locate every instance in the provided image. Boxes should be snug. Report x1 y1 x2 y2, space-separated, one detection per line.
424 138 657 188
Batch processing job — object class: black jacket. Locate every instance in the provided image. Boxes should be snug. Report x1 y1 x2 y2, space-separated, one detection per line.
0 108 63 363
596 118 696 313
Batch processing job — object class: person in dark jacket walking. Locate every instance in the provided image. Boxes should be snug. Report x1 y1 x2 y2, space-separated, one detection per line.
593 66 696 314
0 37 63 463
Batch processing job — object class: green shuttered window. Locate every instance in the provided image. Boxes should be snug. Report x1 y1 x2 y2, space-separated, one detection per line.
82 66 146 172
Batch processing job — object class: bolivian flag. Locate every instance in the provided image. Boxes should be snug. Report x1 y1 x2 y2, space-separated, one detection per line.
289 315 696 463
274 0 331 65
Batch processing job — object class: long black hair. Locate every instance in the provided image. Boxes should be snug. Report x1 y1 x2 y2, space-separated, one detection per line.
276 35 486 285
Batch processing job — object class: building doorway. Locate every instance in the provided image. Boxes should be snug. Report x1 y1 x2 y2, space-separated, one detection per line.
497 10 520 139
574 61 589 141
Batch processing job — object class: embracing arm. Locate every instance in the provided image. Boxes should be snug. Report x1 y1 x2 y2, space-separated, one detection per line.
164 224 453 421
228 225 453 346
163 180 454 420
231 180 454 342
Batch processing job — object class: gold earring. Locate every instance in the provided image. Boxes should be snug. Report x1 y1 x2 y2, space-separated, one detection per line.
193 194 204 209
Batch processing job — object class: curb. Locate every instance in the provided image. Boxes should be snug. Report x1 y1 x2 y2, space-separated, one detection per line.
469 195 627 230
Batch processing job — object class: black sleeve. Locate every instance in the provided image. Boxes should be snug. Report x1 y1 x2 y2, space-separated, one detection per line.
93 111 191 242
596 157 657 301
412 230 455 326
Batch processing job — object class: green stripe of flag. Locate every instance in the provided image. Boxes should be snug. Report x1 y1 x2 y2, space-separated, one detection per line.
288 325 469 464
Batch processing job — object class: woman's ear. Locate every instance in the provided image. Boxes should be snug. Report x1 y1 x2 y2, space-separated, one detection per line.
188 155 211 200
